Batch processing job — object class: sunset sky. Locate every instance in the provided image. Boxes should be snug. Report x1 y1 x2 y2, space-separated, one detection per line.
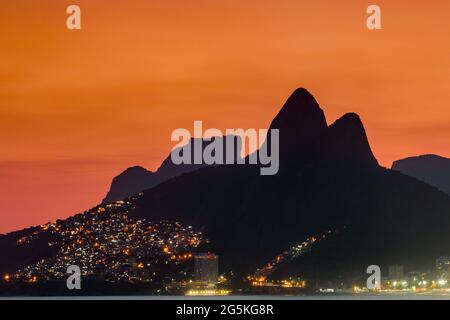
1 0 449 233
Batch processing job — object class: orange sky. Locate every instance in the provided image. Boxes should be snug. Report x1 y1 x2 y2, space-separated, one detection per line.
1 0 449 233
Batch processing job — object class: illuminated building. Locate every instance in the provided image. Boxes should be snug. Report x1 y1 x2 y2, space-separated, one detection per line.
194 253 218 284
436 256 450 278
388 265 404 282
185 289 230 296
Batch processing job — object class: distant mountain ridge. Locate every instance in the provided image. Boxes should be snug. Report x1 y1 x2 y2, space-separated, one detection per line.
102 136 242 203
392 154 450 195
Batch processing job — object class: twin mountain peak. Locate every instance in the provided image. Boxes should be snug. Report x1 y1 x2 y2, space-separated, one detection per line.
104 88 378 203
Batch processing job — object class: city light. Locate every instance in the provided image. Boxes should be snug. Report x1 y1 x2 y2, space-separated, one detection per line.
10 198 206 284
438 279 448 286
185 289 230 296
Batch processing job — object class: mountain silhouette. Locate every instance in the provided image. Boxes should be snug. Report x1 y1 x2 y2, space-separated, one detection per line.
325 112 378 168
2 88 450 286
262 89 378 171
102 166 154 204
129 88 450 280
268 88 327 154
103 136 242 203
392 154 450 195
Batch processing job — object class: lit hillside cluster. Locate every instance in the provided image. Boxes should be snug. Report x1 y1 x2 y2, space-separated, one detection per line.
6 197 206 283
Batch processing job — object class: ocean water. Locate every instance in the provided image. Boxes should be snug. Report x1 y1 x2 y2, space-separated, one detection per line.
2 293 450 300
